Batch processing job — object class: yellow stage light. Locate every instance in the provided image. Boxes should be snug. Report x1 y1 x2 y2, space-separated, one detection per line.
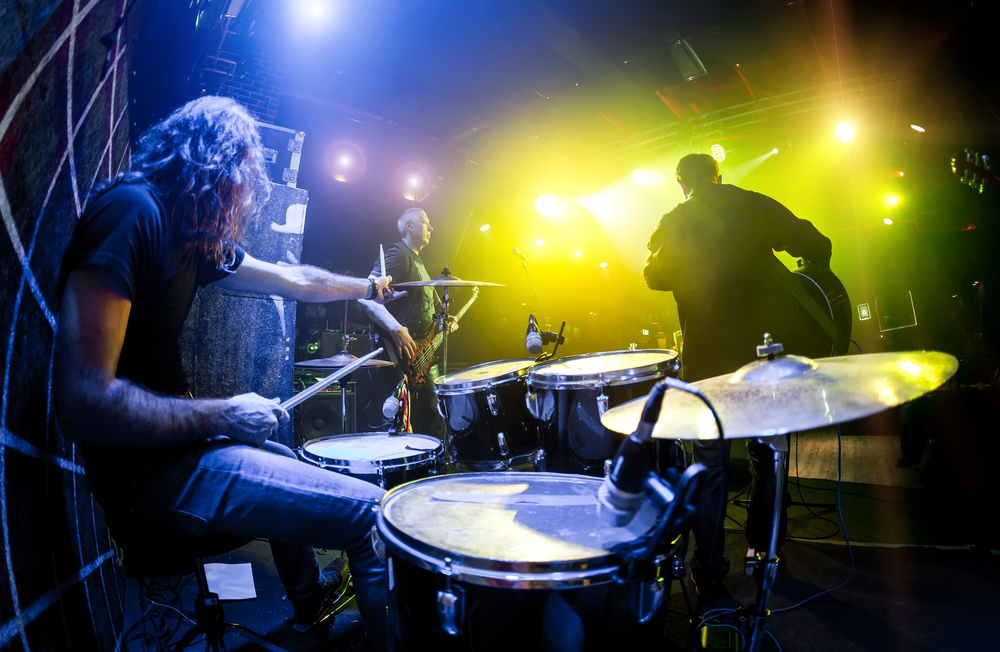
632 169 653 186
574 251 581 257
711 144 726 162
535 195 563 217
480 224 490 232
910 124 925 133
884 218 894 225
883 193 900 208
599 262 608 268
535 238 544 247
772 148 779 154
836 123 855 143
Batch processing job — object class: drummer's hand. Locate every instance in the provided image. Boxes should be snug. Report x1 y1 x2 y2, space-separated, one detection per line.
374 275 407 304
393 327 418 362
221 392 290 447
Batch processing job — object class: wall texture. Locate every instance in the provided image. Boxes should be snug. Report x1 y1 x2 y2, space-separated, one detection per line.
1 0 130 649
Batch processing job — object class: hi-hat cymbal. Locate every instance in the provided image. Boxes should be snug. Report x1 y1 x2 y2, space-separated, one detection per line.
600 351 958 440
295 353 394 369
392 275 504 288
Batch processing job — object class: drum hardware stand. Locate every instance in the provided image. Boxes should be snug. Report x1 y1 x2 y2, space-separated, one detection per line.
338 331 357 434
738 434 788 652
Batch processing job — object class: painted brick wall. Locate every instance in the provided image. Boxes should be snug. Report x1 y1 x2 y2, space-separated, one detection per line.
1 0 130 649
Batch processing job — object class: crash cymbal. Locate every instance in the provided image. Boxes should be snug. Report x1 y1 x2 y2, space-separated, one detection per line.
294 353 394 369
600 351 958 440
392 275 504 288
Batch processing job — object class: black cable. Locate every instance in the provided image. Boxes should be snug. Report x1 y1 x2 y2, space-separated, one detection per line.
788 432 841 540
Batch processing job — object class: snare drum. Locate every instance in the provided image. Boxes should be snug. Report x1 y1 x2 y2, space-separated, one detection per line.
526 350 680 476
375 472 671 651
300 432 442 489
435 359 540 471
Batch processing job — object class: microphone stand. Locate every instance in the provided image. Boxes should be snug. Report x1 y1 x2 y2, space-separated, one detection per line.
515 253 550 329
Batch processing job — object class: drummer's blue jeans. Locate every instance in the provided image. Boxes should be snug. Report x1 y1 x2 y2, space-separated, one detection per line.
96 438 387 650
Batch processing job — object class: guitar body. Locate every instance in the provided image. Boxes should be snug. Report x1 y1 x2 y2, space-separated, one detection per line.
791 263 852 357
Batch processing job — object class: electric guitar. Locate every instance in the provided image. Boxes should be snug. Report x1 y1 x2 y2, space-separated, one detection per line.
402 287 480 385
790 262 853 357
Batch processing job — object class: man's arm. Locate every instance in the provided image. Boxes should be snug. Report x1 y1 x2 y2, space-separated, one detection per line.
755 194 832 268
54 267 288 449
214 253 393 302
358 299 418 362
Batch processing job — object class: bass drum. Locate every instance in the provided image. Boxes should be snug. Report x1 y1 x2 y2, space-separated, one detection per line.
374 472 673 652
300 432 442 489
526 350 680 476
435 358 540 471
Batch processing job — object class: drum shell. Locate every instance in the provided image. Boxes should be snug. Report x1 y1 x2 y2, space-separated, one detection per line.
436 366 539 470
385 554 663 652
376 472 671 651
526 351 681 476
300 433 441 489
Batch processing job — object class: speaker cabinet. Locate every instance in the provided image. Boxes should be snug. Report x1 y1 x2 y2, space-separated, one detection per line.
293 383 356 445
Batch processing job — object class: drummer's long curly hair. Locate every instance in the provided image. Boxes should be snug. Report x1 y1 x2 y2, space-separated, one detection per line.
102 96 271 267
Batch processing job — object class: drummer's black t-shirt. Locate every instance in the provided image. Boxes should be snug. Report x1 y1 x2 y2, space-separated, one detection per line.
60 183 244 396
369 241 436 339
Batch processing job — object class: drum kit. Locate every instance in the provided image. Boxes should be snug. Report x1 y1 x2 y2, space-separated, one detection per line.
290 272 960 652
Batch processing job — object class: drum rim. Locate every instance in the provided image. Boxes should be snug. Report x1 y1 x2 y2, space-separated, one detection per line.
301 432 441 472
526 349 679 389
434 357 536 394
376 472 630 589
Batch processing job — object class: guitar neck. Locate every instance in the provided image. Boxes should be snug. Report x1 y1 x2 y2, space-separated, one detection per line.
415 288 480 368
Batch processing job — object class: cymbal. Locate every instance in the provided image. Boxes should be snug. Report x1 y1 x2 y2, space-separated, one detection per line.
600 351 958 440
392 275 504 288
295 353 394 369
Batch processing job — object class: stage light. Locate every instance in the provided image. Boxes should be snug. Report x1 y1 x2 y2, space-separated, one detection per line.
324 141 366 183
883 193 900 208
535 238 544 247
772 148 779 154
395 162 432 201
894 171 905 177
711 144 726 162
480 224 490 232
884 218 893 225
631 169 666 187
910 124 925 133
535 195 563 218
599 262 608 268
836 123 855 143
574 251 581 257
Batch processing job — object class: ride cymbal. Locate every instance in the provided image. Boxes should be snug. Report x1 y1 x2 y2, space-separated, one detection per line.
392 276 504 288
600 351 958 440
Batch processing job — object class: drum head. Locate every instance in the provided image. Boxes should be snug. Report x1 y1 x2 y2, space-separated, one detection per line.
379 472 656 587
302 432 440 470
435 358 536 394
527 349 678 389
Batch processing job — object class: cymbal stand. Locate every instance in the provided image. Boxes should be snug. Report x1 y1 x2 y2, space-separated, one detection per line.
436 267 455 462
741 434 789 652
338 332 357 434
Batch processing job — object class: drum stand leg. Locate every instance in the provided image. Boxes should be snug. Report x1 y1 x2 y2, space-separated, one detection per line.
741 435 788 652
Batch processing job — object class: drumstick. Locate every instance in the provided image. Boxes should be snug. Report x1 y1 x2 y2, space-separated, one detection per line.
281 348 383 410
380 244 386 281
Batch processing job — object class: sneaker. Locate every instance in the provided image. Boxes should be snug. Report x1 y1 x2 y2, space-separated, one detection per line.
291 558 352 633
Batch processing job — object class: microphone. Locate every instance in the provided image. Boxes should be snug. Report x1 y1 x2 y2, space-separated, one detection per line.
382 380 405 419
597 381 669 527
525 314 543 355
511 248 530 264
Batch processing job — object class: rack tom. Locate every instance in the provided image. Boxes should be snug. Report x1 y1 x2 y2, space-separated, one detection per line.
435 358 540 471
373 472 671 651
526 350 680 476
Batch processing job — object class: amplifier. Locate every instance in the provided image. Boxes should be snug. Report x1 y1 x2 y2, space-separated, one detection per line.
293 370 356 444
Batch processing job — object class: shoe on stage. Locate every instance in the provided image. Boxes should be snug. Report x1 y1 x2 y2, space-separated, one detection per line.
291 557 353 633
